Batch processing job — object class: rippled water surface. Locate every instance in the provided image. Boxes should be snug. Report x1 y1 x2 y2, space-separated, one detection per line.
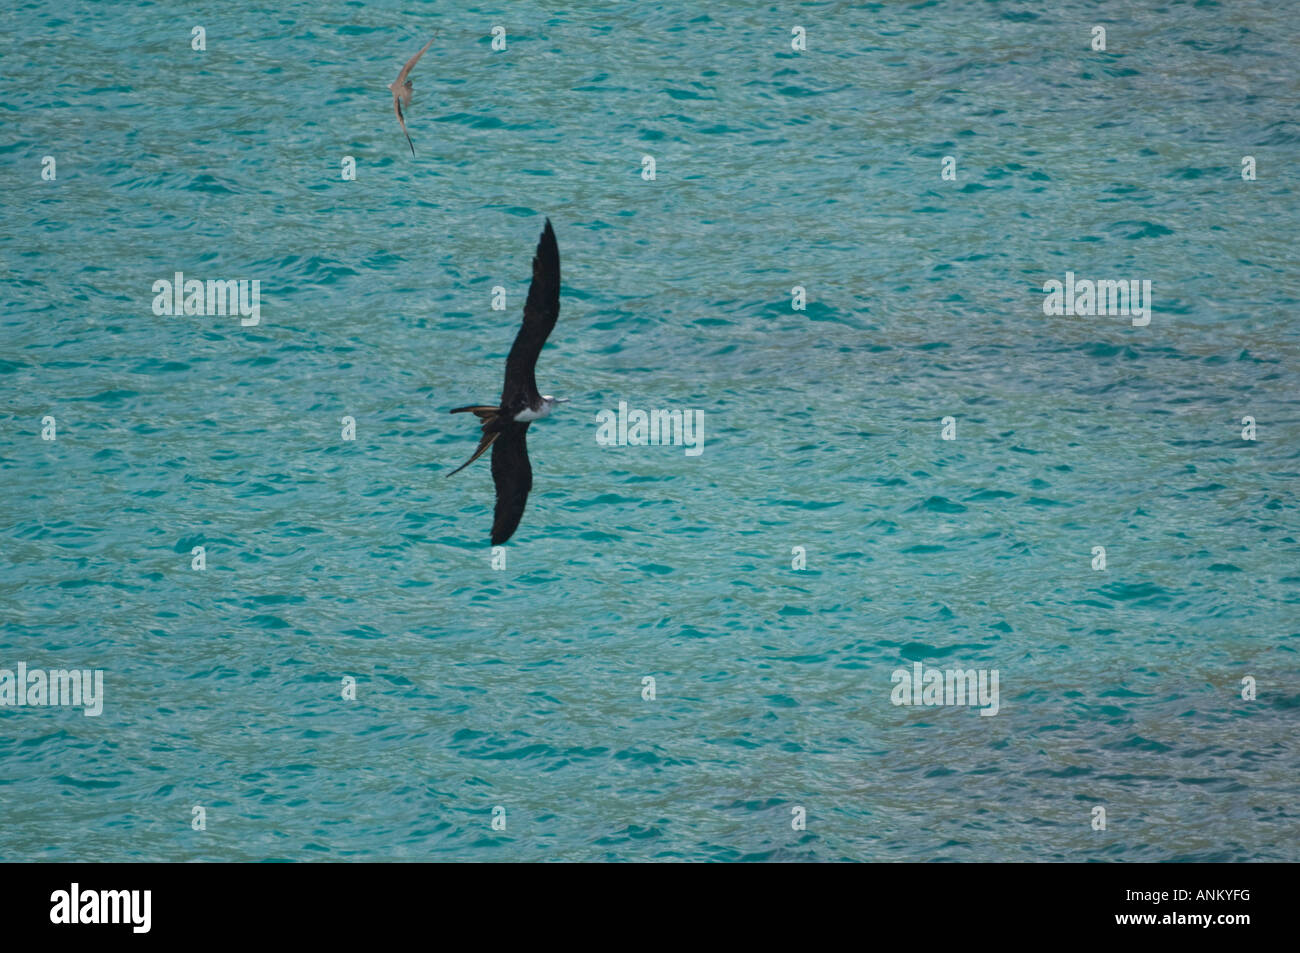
1 0 1298 861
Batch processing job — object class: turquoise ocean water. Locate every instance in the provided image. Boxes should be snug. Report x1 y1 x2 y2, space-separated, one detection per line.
1 0 1298 861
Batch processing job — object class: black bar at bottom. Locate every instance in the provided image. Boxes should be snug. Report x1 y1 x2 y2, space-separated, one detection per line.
0 861 1283 940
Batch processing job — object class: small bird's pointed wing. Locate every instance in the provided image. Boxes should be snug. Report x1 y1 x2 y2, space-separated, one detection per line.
394 99 415 156
490 423 533 545
395 35 435 88
501 219 560 411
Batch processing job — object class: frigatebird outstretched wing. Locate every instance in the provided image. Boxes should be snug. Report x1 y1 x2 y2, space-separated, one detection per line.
500 219 560 414
490 423 533 545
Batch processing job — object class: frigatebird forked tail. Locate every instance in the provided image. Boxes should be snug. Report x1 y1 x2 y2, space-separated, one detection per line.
446 406 500 476
445 219 563 545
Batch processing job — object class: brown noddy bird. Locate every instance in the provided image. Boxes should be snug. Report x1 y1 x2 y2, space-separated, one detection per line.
389 35 435 156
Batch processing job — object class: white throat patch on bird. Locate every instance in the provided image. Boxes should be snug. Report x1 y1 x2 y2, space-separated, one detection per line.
516 396 567 421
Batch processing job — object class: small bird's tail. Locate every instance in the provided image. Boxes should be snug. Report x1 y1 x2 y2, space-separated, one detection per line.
447 405 501 476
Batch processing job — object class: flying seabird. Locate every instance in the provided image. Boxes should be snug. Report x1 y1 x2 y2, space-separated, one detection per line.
389 35 435 156
447 219 566 545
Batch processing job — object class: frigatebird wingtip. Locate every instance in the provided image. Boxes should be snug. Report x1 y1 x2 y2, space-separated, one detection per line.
536 219 558 266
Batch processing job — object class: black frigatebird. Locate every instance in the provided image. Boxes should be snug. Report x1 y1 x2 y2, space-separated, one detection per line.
447 219 566 545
